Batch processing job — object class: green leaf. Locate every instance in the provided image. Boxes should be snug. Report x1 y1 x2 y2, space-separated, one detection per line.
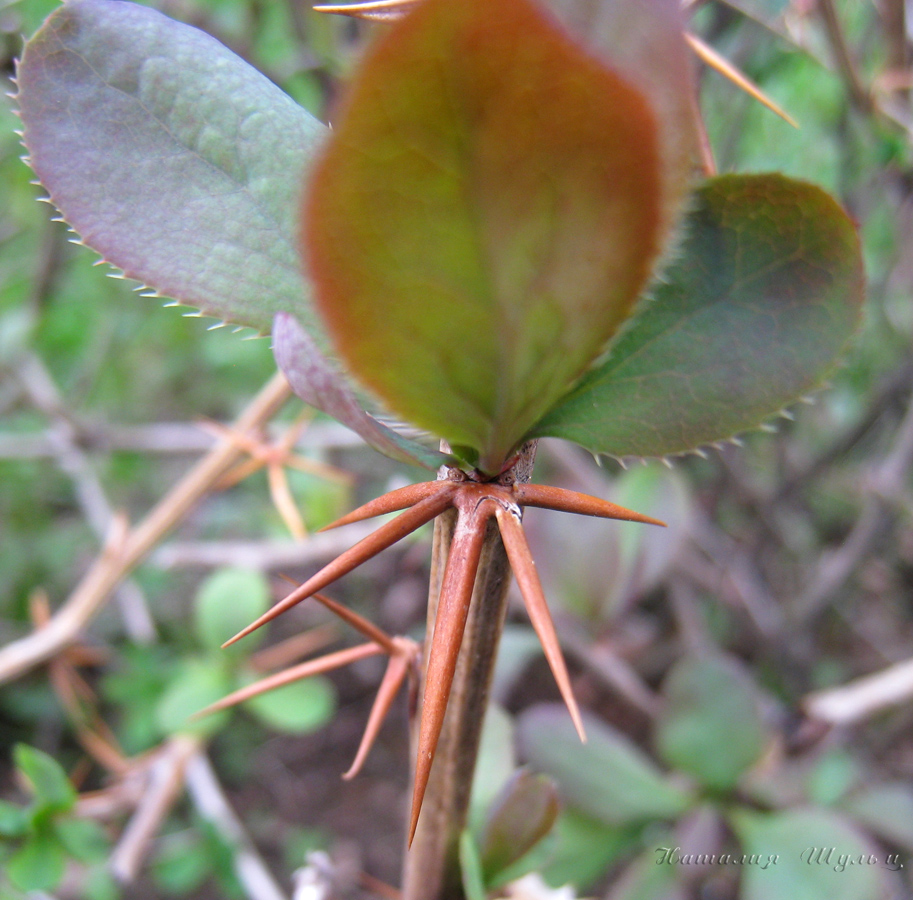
469 704 516 835
841 782 913 851
7 829 66 892
479 769 560 882
0 801 28 839
459 831 488 900
730 808 886 900
533 174 865 458
654 654 768 791
193 567 271 654
155 658 234 738
13 744 75 815
17 0 327 336
304 0 669 472
516 705 692 826
537 809 639 891
53 817 109 863
606 849 685 900
243 676 336 734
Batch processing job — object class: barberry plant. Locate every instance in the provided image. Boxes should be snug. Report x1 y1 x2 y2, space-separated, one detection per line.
13 0 864 896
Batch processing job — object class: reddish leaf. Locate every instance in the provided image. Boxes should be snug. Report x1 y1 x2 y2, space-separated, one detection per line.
304 0 666 472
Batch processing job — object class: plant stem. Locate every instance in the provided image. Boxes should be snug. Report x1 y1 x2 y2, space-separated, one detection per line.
402 442 537 900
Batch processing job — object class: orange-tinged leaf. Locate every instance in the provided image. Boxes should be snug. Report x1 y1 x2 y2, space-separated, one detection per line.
304 0 663 473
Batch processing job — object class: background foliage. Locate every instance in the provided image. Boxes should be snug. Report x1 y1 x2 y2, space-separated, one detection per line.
1 0 912 898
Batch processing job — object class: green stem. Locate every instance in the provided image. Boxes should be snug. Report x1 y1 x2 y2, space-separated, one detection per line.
402 442 537 900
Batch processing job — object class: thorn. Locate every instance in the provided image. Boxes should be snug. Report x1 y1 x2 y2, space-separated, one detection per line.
692 447 708 460
661 457 674 469
223 488 456 648
759 422 778 433
343 646 414 779
192 643 384 720
319 481 448 531
728 436 744 447
314 0 419 21
685 32 799 128
495 507 586 744
779 408 795 420
513 484 665 527
409 506 489 846
272 582 398 655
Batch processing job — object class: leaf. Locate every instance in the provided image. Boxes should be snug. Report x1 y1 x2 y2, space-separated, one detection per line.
0 801 28 839
53 817 109 863
654 654 768 791
730 808 886 900
533 174 865 458
304 0 666 472
841 782 913 851
7 828 66 893
459 830 489 900
193 567 271 654
155 658 234 738
516 705 692 826
242 676 336 734
543 0 698 242
479 769 560 882
469 704 516 834
13 745 75 815
605 849 686 900
17 0 326 336
273 312 451 469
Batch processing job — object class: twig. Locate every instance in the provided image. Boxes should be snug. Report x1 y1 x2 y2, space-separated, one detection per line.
0 371 292 684
16 353 156 642
151 521 383 570
109 735 201 882
184 751 291 900
816 0 875 114
403 443 537 900
793 386 913 620
0 419 363 458
804 655 913 725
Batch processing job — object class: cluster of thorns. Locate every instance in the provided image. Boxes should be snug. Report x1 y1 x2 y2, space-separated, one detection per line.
200 464 662 844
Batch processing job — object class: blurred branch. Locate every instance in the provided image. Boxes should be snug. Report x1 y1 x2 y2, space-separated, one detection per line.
0 419 363 458
0 371 293 684
184 751 291 900
151 519 383 570
805 654 913 725
816 0 874 114
16 352 156 643
793 385 913 621
109 735 201 882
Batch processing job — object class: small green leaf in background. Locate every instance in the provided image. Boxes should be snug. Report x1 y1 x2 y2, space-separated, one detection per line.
53 817 109 864
155 658 233 738
533 173 865 458
459 830 488 900
17 0 328 337
841 782 913 851
7 826 66 893
536 809 640 891
730 808 886 900
517 705 692 826
0 801 27 839
654 654 769 791
242 677 336 735
605 848 685 900
469 703 516 834
479 769 559 884
193 567 271 654
13 744 75 815
304 0 673 471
